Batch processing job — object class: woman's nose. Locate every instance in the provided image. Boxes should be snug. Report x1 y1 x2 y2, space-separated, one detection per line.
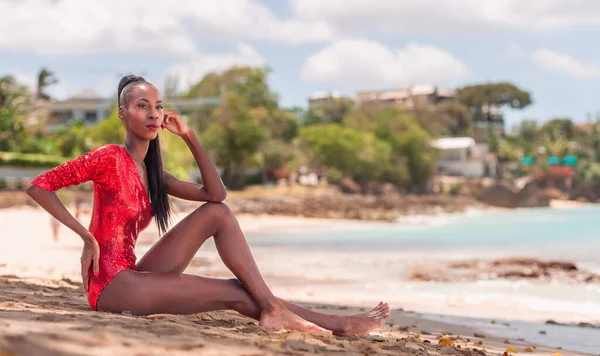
148 108 159 119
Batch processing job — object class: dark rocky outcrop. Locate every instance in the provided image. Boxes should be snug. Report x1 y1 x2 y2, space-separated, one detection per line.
476 181 551 208
475 182 519 208
409 257 599 284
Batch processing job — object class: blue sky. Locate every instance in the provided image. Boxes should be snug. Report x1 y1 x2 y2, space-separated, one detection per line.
2 0 600 129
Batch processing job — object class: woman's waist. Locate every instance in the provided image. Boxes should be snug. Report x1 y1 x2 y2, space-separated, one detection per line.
95 238 137 263
89 229 139 245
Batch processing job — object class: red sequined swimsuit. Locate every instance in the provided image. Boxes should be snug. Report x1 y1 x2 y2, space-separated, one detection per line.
31 144 153 311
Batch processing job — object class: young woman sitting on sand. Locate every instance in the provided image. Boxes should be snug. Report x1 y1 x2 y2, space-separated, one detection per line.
26 75 389 335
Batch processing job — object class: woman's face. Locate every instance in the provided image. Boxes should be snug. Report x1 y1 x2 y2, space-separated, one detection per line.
119 83 164 140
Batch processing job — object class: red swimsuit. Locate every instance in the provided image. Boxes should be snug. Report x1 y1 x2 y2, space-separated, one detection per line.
31 144 153 310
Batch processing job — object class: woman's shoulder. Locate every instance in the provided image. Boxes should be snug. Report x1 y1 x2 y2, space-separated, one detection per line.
87 143 123 158
79 144 124 170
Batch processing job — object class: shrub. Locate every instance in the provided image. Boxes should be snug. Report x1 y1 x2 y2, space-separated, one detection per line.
0 152 65 167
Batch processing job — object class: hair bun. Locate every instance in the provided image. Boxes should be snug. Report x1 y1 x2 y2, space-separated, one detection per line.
117 74 146 105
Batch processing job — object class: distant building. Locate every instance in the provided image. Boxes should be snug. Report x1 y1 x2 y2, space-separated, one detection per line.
44 90 111 128
167 96 220 115
430 137 497 177
353 85 506 143
355 85 456 110
41 90 219 130
308 91 341 108
470 105 505 142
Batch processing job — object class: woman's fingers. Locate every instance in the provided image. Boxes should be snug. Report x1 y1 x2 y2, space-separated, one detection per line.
93 246 100 276
81 258 91 292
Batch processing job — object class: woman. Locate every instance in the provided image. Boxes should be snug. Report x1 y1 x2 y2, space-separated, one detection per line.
26 75 389 335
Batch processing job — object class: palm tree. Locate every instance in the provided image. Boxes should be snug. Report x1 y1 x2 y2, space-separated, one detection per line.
36 68 58 101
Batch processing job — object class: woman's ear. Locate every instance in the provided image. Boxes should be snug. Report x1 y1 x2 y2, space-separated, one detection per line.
118 106 124 121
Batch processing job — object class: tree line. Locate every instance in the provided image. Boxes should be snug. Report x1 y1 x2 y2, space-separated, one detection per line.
5 66 596 192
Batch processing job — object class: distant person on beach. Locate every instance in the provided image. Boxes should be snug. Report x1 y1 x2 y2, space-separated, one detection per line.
50 215 60 242
74 198 82 220
26 75 389 335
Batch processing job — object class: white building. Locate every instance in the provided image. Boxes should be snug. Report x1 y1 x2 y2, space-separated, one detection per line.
430 137 497 177
44 90 111 128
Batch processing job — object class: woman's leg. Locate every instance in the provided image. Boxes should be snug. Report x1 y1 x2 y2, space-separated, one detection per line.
106 202 388 334
136 202 310 327
98 271 389 336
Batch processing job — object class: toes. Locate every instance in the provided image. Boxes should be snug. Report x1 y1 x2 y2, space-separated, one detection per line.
374 309 387 318
374 307 390 319
312 325 332 335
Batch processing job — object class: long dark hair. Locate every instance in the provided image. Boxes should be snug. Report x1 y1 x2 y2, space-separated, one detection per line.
118 75 171 234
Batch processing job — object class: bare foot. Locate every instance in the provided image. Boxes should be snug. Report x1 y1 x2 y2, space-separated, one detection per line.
335 302 390 336
260 306 332 335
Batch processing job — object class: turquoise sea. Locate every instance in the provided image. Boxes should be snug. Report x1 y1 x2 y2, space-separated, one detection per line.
244 206 600 354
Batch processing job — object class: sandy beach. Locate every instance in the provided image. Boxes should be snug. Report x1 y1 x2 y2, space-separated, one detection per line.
0 206 591 355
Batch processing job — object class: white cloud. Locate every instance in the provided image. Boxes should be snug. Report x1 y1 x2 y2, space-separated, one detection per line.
531 49 600 79
0 0 197 55
290 0 600 35
180 0 333 44
0 0 333 55
168 43 266 92
3 1 600 54
301 40 469 88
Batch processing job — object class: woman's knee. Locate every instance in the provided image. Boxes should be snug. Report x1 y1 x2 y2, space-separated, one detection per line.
198 202 234 224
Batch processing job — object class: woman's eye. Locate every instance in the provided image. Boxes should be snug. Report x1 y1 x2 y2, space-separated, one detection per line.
157 106 163 110
138 104 147 108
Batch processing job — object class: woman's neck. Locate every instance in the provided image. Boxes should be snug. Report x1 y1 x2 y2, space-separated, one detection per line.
123 135 149 164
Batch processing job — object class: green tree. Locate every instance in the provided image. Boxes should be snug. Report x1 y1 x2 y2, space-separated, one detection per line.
517 119 539 142
457 82 532 109
262 140 296 171
89 109 125 146
202 92 270 189
160 128 195 180
540 117 574 141
433 101 472 136
0 75 31 151
497 139 522 162
513 119 539 157
188 102 219 133
371 109 435 191
343 102 380 131
304 97 354 126
186 67 250 97
457 82 532 139
297 124 393 186
270 109 299 142
186 66 279 113
54 122 93 157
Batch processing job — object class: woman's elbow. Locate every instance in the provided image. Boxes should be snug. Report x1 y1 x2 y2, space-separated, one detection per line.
25 184 38 197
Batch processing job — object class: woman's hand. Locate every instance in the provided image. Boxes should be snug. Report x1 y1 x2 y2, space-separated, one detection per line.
162 109 192 137
80 233 100 292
